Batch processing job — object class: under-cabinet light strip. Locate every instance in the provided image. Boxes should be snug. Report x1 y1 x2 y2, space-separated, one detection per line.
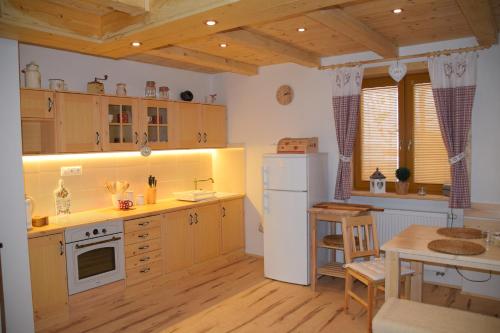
22 149 216 162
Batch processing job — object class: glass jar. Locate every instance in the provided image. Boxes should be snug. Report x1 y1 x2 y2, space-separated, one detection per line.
159 86 170 99
145 81 156 98
116 83 127 96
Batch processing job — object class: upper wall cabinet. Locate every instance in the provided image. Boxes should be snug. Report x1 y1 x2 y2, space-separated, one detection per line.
56 92 101 153
201 105 227 148
20 89 54 119
19 89 227 154
20 89 56 154
140 99 178 149
101 96 140 151
178 103 227 148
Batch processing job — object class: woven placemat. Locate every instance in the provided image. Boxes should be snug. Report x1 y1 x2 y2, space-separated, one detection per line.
428 239 486 255
437 227 483 239
323 234 343 247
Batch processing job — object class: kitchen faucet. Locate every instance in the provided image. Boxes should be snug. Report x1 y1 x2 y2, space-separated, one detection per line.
194 177 214 190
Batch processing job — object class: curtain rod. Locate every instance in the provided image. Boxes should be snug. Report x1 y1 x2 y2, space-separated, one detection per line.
319 45 487 70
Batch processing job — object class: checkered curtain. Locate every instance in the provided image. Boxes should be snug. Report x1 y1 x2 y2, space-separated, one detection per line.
332 66 364 200
428 52 477 208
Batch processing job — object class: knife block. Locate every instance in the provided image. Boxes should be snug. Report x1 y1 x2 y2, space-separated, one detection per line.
146 188 156 204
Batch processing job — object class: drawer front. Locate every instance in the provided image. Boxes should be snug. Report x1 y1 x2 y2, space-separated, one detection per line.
124 215 161 234
125 227 161 245
126 260 162 285
125 249 162 269
125 238 161 258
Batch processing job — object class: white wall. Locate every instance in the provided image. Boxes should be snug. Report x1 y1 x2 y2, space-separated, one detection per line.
19 44 214 103
213 65 338 255
0 38 35 333
214 36 500 256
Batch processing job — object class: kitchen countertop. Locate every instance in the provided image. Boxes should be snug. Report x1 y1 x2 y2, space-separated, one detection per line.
28 193 244 239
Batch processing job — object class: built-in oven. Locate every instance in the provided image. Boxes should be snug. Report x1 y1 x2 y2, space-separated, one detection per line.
65 220 125 295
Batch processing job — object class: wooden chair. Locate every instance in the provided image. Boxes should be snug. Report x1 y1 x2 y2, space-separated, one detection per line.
342 215 413 333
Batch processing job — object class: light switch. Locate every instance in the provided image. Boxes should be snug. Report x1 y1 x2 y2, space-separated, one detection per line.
61 166 82 176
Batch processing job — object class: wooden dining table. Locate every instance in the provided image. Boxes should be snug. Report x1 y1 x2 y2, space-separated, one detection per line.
382 224 500 301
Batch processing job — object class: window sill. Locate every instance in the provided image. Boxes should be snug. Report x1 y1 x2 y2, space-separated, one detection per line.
351 190 448 202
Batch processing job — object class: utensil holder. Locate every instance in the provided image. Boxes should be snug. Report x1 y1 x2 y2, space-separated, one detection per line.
146 188 156 204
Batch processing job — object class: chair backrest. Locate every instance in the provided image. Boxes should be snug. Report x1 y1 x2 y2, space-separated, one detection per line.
341 215 380 263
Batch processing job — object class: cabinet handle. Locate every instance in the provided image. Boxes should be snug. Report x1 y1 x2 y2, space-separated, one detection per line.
47 97 53 112
138 233 149 239
138 221 150 227
189 214 193 225
135 131 139 145
59 240 64 256
222 207 226 217
139 256 150 262
203 132 207 143
197 132 202 143
143 132 148 144
96 131 100 145
140 267 151 273
138 245 150 250
194 212 199 224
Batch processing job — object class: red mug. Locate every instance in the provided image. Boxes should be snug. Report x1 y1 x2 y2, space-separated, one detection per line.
118 200 133 210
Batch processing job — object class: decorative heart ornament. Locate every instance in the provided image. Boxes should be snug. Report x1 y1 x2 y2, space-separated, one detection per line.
388 61 407 82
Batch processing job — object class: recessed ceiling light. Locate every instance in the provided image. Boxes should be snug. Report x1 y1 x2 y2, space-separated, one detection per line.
205 20 217 26
131 41 142 47
392 8 403 14
297 27 306 32
219 43 228 48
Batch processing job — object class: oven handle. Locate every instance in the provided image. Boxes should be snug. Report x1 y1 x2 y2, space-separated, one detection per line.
75 236 122 249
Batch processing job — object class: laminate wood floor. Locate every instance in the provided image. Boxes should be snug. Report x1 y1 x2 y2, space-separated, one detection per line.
38 255 500 333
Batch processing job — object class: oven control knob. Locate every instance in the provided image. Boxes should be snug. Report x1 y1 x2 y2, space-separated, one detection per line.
102 228 107 234
93 228 99 235
85 231 91 237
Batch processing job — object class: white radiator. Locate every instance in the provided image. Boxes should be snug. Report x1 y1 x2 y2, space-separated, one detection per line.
373 209 449 246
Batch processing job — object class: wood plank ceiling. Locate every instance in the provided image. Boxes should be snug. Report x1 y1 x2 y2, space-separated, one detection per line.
0 0 499 75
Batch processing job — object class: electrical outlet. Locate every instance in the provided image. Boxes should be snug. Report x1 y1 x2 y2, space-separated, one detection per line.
61 166 82 177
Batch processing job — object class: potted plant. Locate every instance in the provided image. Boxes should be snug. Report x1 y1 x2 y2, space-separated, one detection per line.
395 167 411 194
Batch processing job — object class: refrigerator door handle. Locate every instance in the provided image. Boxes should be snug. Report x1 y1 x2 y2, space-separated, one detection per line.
263 191 270 214
262 166 269 187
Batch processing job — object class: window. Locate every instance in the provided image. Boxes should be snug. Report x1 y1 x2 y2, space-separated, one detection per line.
354 73 450 194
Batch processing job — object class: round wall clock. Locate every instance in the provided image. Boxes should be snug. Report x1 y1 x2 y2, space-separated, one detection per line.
276 85 294 105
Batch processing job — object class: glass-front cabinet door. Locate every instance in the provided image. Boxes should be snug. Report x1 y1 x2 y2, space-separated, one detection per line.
101 96 140 151
140 100 178 149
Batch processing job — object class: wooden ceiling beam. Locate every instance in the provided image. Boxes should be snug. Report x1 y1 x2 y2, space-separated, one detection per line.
92 0 352 58
3 0 102 37
146 46 258 75
307 8 398 58
455 0 497 46
99 0 149 16
220 29 320 67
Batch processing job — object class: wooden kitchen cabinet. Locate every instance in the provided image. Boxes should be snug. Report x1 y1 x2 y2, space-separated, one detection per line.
140 99 178 149
178 103 227 148
220 198 245 254
200 105 227 148
20 89 55 119
177 102 202 148
163 203 222 273
101 96 140 151
28 233 68 318
163 209 194 273
124 215 163 285
56 92 101 153
20 89 57 154
193 204 221 263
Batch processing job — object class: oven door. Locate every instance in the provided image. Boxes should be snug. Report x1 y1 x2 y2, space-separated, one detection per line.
66 234 124 295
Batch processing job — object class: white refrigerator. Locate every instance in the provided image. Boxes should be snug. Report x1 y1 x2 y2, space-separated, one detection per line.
263 153 328 285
